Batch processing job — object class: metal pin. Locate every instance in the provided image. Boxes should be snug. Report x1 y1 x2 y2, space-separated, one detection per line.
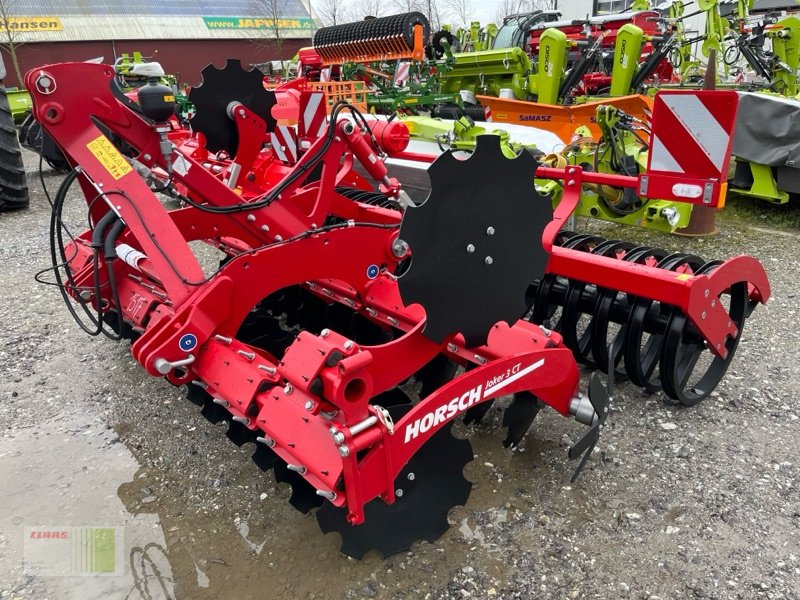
258 365 277 375
350 416 378 436
466 244 476 253
486 227 495 235
485 256 494 265
343 340 354 350
447 343 458 352
213 398 229 407
284 383 293 395
395 489 404 497
701 311 707 320
338 445 350 457
316 490 337 501
304 400 315 411
366 308 378 317
387 316 400 326
261 224 269 232
332 431 345 445
190 380 208 389
320 328 331 337
274 235 283 241
256 436 276 447
286 464 307 474
247 214 256 222
407 472 415 481
474 354 487 364
214 334 232 344
237 350 256 360
232 416 250 426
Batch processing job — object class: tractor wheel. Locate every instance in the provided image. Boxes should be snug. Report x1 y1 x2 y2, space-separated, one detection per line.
0 81 29 211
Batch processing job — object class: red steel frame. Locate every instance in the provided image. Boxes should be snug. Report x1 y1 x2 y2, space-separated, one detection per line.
26 62 770 526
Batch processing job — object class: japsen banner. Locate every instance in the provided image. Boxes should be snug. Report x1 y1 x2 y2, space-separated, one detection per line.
203 16 316 30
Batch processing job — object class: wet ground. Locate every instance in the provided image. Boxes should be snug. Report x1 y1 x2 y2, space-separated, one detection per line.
1 151 799 599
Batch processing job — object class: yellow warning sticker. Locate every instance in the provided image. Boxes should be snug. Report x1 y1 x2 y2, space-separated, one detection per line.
676 273 693 281
86 135 132 180
164 95 175 102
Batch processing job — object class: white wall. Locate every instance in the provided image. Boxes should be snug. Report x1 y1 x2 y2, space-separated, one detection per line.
555 0 595 21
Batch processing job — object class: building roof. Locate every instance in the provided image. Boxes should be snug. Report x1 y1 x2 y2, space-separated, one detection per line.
4 0 318 42
752 0 800 13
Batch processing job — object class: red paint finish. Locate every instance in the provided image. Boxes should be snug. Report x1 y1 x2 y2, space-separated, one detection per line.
2 38 309 87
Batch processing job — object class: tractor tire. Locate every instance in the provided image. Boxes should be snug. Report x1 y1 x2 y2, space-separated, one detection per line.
0 82 29 211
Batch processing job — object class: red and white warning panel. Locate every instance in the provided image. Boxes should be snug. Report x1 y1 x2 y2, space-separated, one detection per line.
643 90 739 207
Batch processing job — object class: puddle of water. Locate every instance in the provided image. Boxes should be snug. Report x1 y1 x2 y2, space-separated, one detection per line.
0 413 175 600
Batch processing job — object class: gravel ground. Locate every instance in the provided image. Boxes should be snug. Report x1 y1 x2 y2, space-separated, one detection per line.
1 149 799 600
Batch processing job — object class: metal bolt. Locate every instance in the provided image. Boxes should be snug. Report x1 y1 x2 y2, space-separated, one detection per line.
143 153 152 161
284 383 293 395
567 179 575 187
338 445 350 457
392 238 409 257
247 214 256 222
316 490 337 501
237 350 255 360
332 431 345 444
485 256 493 265
258 364 277 375
275 235 283 241
711 299 716 307
304 400 315 411
212 398 229 407
232 416 250 426
256 436 275 447
238 108 246 118
466 244 476 253
486 227 495 235
704 289 709 298
320 328 330 337
407 472 415 481
474 354 487 364
261 224 269 232
214 334 232 344
343 340 354 350
701 311 707 320
396 489 404 497
447 343 458 352
287 464 307 474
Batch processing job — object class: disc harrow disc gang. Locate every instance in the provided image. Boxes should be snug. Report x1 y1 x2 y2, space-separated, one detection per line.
312 12 430 63
399 135 552 347
189 59 277 155
316 405 473 559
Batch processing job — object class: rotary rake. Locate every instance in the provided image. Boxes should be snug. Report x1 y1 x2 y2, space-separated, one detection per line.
26 60 769 559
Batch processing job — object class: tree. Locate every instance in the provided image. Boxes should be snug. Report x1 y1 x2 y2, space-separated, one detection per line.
344 0 383 20
315 0 349 26
263 0 288 70
444 0 473 28
0 0 25 85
